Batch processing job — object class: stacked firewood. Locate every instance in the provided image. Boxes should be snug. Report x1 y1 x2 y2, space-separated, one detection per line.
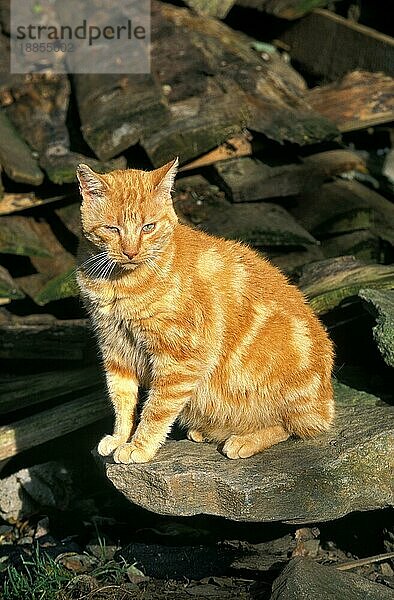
0 0 393 462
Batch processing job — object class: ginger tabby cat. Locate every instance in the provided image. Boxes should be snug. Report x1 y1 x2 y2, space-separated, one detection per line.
76 159 334 464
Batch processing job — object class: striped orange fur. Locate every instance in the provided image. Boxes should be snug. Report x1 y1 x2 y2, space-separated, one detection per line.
76 159 334 463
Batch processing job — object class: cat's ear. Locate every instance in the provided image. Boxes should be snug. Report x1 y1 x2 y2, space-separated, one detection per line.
77 164 107 202
153 157 179 196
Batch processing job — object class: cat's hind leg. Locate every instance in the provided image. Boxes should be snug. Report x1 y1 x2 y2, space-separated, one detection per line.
222 425 289 459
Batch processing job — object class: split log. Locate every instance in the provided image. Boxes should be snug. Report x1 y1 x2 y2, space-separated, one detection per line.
74 72 171 162
213 151 366 202
0 216 52 257
279 9 394 80
0 193 70 216
291 180 394 244
299 256 394 314
183 0 236 18
307 71 394 132
144 2 336 166
0 316 92 360
16 219 76 305
321 231 382 263
3 74 126 183
236 1 341 20
175 175 317 246
179 133 253 172
359 289 394 368
0 266 24 305
0 366 102 416
0 391 110 461
0 111 44 186
55 203 82 238
268 246 325 276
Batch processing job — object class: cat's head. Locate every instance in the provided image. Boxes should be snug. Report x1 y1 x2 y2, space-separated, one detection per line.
77 159 178 270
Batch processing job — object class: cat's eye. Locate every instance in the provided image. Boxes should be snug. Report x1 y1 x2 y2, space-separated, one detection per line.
142 223 156 233
104 225 120 233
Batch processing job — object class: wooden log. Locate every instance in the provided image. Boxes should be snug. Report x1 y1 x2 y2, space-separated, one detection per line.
213 151 366 202
307 71 394 132
3 74 127 182
299 256 394 314
175 174 317 246
321 231 382 263
144 2 336 166
0 391 110 461
0 111 43 186
0 366 102 416
279 9 394 80
236 1 341 20
291 180 394 244
0 216 52 257
16 219 77 305
268 246 325 276
55 203 82 238
0 193 70 216
0 316 92 360
74 72 171 162
184 0 236 18
179 133 253 172
0 266 24 305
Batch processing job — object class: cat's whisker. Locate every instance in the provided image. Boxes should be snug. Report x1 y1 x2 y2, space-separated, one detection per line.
85 256 111 278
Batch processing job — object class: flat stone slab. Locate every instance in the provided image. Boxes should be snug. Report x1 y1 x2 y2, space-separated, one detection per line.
359 288 394 368
102 402 394 523
270 557 393 600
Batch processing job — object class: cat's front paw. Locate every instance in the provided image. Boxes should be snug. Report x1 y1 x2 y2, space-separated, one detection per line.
187 430 204 442
113 442 156 464
97 434 127 457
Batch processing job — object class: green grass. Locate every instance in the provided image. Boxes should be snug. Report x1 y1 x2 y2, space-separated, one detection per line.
2 546 72 600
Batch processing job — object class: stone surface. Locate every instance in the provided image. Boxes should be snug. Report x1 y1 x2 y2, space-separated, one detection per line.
0 462 72 520
102 402 394 523
359 288 394 367
270 557 393 600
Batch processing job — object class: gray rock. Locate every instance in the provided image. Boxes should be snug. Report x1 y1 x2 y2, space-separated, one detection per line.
270 557 393 600
0 461 72 520
359 288 394 368
102 403 394 523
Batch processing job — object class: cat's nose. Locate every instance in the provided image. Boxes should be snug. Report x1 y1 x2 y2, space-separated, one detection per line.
122 249 137 260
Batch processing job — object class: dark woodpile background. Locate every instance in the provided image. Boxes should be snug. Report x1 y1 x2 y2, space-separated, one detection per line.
0 2 393 599
1 0 393 462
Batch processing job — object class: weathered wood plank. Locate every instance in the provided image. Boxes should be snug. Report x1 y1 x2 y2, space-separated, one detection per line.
307 71 394 132
213 151 366 202
0 216 52 257
0 316 91 360
184 0 236 18
3 74 127 182
0 110 43 185
0 266 25 305
0 392 110 461
145 2 336 166
55 202 82 238
299 256 394 314
179 133 253 172
291 180 394 244
0 193 70 216
321 231 382 263
0 366 102 415
175 174 317 246
15 219 77 305
74 72 171 162
236 1 341 20
279 9 394 80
